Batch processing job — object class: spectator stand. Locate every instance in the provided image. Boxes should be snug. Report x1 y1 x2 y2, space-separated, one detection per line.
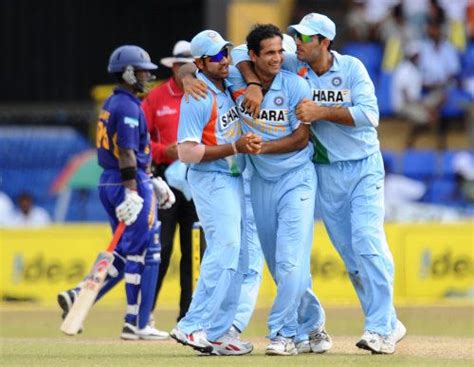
0 127 105 222
382 149 474 213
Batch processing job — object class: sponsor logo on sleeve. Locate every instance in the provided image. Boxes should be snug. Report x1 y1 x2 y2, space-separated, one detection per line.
124 116 139 128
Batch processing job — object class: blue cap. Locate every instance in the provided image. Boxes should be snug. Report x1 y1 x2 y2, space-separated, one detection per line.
190 30 232 58
288 13 336 40
108 45 157 73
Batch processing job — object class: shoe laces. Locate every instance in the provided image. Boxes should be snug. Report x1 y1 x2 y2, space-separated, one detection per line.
365 330 380 337
312 331 327 339
226 326 240 340
273 335 292 346
192 330 208 341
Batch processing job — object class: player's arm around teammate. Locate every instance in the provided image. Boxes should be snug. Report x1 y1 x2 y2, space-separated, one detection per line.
170 30 262 357
227 24 329 356
286 13 405 354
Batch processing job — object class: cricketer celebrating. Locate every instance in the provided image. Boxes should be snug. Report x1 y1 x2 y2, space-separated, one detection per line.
169 30 261 356
286 13 406 354
229 24 329 356
232 12 407 355
58 45 174 340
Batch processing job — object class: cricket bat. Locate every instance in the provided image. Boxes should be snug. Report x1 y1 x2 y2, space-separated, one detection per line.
60 221 126 335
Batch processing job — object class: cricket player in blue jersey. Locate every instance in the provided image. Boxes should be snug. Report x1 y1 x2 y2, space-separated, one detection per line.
169 30 262 356
289 13 406 355
57 45 175 340
227 24 330 356
232 13 407 355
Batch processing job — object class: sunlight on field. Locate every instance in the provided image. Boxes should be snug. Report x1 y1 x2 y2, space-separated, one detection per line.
1 305 473 366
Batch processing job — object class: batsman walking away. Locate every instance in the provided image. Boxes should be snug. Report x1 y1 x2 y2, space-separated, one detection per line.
58 44 175 341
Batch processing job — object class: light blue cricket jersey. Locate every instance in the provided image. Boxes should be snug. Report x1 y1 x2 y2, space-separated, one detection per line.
227 67 313 181
177 71 245 175
231 47 380 163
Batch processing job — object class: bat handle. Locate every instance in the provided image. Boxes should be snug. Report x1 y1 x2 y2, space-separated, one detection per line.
106 221 126 252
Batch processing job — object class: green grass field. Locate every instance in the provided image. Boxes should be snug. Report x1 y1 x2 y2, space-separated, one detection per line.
1 304 473 366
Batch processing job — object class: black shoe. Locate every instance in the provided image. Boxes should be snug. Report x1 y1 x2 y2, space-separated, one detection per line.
57 289 83 333
120 322 139 340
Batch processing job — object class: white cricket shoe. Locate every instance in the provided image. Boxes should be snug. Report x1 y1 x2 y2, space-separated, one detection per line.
295 340 311 353
265 336 298 356
210 331 253 356
356 320 406 354
170 327 213 353
186 330 214 353
309 327 332 353
379 320 406 354
120 323 169 340
380 333 396 354
170 326 188 345
356 330 383 353
394 320 407 343
137 325 169 340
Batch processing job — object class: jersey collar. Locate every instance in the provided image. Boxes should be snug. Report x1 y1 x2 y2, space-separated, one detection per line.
167 77 184 97
197 71 233 95
303 50 341 75
114 87 141 104
329 51 341 72
267 71 283 91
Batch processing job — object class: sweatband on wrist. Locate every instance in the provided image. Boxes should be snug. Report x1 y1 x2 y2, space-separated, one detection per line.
120 167 137 181
247 81 263 88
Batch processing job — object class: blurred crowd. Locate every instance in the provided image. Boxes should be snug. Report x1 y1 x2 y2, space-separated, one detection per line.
0 191 51 227
346 0 474 149
346 0 474 45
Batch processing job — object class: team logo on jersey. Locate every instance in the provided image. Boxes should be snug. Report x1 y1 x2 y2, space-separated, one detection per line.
312 89 352 104
273 96 284 106
331 77 342 86
220 106 240 128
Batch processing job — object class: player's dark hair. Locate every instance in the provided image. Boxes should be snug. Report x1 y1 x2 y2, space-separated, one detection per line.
316 34 333 51
246 24 283 55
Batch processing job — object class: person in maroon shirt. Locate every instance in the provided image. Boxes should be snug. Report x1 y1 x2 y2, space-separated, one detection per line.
142 40 198 323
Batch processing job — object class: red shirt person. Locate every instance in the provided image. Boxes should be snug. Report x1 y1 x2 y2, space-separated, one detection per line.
142 40 198 323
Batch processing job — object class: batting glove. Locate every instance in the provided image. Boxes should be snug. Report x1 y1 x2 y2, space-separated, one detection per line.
115 188 144 225
151 177 176 209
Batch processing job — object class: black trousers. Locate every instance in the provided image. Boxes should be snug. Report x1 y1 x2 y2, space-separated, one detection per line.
152 165 198 321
